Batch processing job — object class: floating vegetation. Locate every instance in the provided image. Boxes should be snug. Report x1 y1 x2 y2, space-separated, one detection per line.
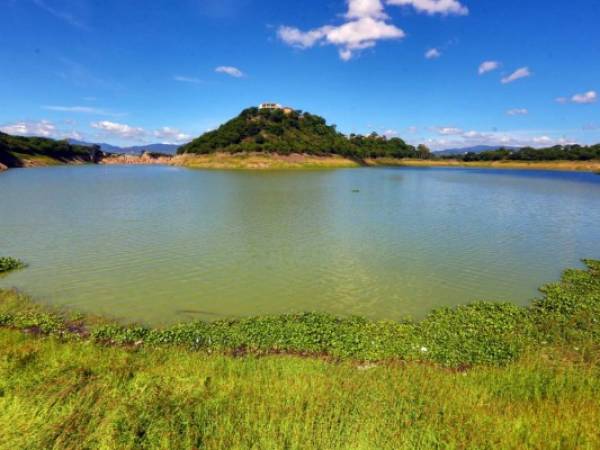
1 260 599 368
0 257 26 274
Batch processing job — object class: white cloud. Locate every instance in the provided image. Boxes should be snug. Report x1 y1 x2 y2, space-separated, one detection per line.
1 118 192 145
277 26 329 49
556 90 597 105
327 17 405 57
571 90 597 104
478 61 500 75
279 17 404 61
501 67 532 84
278 0 467 60
153 127 191 144
278 0 406 60
424 128 576 151
425 48 441 59
0 120 56 137
435 126 463 135
0 120 86 141
215 66 244 78
173 75 203 84
346 0 388 19
63 130 84 141
90 121 193 144
507 108 528 116
532 136 553 145
382 129 399 137
387 0 468 16
42 105 117 116
91 121 146 140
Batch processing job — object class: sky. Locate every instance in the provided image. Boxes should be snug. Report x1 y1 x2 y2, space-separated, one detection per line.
1 0 599 150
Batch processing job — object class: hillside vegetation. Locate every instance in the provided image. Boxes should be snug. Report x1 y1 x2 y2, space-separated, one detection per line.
0 132 99 168
178 107 426 159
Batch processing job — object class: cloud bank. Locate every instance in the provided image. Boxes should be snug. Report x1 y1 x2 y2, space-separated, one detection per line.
91 121 190 144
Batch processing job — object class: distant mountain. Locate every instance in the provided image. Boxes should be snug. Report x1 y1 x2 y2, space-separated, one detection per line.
68 140 181 155
435 145 519 156
68 139 122 153
123 143 182 154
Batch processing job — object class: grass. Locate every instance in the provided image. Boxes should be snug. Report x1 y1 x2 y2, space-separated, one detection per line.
0 257 26 274
174 152 360 170
0 260 599 448
1 330 599 449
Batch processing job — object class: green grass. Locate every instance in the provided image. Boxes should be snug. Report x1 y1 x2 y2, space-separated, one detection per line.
1 332 599 449
0 260 599 448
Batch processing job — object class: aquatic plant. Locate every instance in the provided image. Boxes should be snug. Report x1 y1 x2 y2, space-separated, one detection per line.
1 260 598 368
0 257 26 274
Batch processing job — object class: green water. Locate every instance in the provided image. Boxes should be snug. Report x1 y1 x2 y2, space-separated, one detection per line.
1 165 599 324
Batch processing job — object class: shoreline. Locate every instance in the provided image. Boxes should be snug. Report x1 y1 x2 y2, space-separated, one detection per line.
2 151 599 172
1 261 598 447
175 152 361 170
1 259 598 366
367 158 600 172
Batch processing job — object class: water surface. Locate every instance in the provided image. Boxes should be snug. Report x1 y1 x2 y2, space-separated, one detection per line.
1 165 599 324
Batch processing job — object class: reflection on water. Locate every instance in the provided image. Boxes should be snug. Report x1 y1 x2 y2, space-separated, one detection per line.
1 165 599 324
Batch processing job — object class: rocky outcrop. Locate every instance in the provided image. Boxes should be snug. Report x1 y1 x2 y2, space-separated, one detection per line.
99 152 173 166
0 162 7 172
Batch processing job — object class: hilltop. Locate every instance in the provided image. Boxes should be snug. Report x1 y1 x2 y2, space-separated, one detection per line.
178 106 426 160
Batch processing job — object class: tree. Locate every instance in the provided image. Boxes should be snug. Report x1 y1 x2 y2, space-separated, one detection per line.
416 144 431 159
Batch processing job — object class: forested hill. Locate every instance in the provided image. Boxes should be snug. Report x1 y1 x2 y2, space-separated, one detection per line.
177 107 427 159
0 132 101 168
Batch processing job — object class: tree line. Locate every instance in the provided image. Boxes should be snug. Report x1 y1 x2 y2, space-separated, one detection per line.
451 145 600 162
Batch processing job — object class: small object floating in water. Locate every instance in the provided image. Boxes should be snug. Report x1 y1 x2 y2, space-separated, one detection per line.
352 189 360 193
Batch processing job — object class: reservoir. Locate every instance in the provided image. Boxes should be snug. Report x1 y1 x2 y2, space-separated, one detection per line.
1 165 599 324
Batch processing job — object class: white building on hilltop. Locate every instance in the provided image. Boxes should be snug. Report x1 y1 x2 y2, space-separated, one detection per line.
259 102 282 110
259 103 294 114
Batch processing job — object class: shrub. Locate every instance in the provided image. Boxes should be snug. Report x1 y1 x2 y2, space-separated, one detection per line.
0 257 26 274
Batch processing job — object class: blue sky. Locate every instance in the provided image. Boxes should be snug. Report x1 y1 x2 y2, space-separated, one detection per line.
1 0 599 149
